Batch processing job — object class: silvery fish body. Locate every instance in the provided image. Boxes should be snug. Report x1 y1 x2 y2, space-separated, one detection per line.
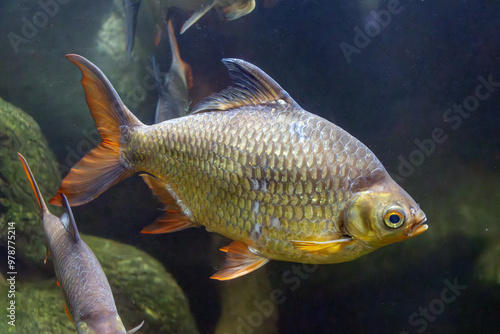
52 55 428 280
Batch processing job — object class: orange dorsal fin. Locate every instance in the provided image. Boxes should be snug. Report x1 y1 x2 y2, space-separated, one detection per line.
191 58 296 114
140 174 194 234
49 54 141 207
210 241 269 280
291 237 355 255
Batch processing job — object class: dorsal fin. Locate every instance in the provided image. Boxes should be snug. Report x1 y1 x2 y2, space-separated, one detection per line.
191 58 296 114
60 193 81 242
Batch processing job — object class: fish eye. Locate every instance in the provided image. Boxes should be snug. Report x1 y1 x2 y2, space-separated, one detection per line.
384 208 405 228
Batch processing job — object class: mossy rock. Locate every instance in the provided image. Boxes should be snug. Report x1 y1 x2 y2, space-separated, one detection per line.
0 96 63 265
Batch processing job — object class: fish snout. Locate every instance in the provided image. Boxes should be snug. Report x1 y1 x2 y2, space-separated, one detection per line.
406 211 428 238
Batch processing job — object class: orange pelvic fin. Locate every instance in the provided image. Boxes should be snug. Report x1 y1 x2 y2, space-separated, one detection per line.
210 241 269 280
49 54 143 207
291 237 355 255
140 174 194 234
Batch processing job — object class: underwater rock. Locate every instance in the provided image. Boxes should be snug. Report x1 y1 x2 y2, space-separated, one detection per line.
0 96 62 265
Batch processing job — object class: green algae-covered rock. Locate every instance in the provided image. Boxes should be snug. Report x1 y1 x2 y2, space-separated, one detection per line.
0 96 62 265
0 235 198 334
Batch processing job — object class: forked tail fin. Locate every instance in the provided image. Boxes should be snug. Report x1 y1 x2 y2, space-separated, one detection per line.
49 54 143 207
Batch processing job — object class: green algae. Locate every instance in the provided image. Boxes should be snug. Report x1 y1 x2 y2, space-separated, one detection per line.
0 96 63 265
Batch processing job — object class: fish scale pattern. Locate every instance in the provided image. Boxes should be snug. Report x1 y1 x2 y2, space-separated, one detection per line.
122 103 383 263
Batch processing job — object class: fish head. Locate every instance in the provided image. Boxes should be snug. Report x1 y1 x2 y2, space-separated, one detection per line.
343 175 428 248
76 313 127 334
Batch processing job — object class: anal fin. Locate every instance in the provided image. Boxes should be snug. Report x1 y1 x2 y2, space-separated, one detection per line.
140 174 194 234
211 241 269 280
291 237 354 255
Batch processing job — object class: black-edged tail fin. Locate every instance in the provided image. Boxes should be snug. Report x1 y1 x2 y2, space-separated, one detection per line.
60 193 81 243
18 153 49 214
49 54 143 207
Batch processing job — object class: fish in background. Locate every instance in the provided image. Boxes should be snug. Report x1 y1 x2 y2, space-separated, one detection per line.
50 54 428 281
153 20 193 123
123 0 256 55
18 153 143 334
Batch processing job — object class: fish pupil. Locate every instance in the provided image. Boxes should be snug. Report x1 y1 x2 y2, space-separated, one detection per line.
389 214 400 224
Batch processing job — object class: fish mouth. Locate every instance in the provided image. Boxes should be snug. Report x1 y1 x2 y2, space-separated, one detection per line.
405 217 428 238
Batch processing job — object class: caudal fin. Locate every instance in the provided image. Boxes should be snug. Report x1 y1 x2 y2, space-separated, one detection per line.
49 54 143 206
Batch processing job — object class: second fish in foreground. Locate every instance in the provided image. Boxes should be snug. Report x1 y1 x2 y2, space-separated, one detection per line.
50 54 428 280
18 153 143 334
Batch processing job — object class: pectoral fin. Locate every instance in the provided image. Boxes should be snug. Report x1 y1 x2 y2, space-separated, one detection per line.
211 241 269 280
140 174 195 233
291 237 354 255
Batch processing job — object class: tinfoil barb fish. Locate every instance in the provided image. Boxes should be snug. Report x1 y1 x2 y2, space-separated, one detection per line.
50 54 428 280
